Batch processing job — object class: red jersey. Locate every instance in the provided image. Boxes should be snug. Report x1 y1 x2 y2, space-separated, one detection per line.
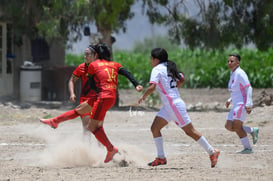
73 62 97 99
88 59 122 98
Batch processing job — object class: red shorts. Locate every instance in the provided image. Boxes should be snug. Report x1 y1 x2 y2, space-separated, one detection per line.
80 96 96 118
90 97 115 121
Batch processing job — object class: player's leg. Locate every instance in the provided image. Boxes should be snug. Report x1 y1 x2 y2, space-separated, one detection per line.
225 109 234 132
80 115 91 141
81 115 90 132
89 97 117 163
182 123 215 154
250 127 259 144
242 125 259 144
182 123 220 168
90 120 117 163
232 105 253 153
167 99 220 167
40 101 91 128
233 120 253 154
225 120 234 131
148 116 168 166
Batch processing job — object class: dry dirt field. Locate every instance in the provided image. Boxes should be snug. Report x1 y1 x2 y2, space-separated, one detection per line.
0 88 272 181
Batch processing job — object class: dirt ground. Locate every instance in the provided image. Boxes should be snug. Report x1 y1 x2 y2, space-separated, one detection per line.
0 88 272 181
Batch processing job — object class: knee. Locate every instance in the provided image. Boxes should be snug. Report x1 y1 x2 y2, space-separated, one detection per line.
225 121 235 132
150 125 156 134
88 120 100 133
225 124 233 132
150 125 161 136
232 126 242 133
91 125 101 134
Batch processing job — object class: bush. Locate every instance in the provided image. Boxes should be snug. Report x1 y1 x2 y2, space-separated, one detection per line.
65 48 273 88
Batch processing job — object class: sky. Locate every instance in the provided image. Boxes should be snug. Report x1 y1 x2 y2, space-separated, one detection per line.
67 2 168 54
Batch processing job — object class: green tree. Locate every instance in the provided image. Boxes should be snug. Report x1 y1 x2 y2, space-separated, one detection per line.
0 0 135 49
223 0 273 51
143 0 273 51
0 0 136 107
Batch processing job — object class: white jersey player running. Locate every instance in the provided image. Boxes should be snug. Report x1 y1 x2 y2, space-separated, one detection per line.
139 48 220 168
225 54 259 154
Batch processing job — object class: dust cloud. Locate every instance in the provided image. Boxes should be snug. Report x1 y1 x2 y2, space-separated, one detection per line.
18 124 150 168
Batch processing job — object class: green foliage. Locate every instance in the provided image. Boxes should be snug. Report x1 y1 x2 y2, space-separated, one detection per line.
132 35 179 53
65 54 84 66
143 0 273 51
0 0 135 46
66 48 273 89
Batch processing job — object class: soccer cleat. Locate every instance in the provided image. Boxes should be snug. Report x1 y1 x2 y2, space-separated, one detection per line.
148 157 167 166
40 118 58 129
251 127 259 144
104 146 118 163
237 148 253 154
210 149 220 168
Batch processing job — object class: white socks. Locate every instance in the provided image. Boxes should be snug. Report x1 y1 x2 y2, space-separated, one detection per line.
240 136 251 149
197 136 214 155
154 137 165 158
243 126 253 134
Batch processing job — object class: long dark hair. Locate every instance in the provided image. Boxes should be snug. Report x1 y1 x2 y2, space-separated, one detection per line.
167 60 182 80
151 48 182 80
92 44 111 61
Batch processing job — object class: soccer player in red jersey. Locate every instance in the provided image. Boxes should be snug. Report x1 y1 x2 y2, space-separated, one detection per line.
87 44 143 163
41 44 143 163
40 46 98 130
68 47 97 134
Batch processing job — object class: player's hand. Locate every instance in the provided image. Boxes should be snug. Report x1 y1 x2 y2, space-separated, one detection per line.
245 106 252 114
70 94 76 102
138 96 145 104
225 101 230 108
136 85 143 92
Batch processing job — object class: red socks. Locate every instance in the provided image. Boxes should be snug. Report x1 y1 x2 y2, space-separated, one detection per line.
53 109 80 124
92 126 113 151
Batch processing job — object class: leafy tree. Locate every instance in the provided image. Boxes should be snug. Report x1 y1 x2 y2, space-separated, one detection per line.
0 0 136 107
89 0 134 47
0 0 135 49
223 0 273 51
142 0 273 51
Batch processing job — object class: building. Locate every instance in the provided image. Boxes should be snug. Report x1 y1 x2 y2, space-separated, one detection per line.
0 22 77 102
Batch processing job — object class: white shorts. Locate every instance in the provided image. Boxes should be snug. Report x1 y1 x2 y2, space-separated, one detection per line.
157 99 191 128
227 104 246 122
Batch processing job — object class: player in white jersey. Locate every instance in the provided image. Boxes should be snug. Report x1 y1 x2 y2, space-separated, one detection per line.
138 48 220 168
225 54 259 154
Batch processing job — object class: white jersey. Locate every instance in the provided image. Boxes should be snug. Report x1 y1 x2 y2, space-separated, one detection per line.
150 62 181 105
228 66 251 106
149 62 191 127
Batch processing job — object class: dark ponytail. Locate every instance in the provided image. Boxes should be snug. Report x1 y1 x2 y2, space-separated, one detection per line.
94 44 111 61
167 60 182 80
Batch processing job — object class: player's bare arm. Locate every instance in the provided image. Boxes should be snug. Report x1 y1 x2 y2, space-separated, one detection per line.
138 83 156 104
68 75 79 102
